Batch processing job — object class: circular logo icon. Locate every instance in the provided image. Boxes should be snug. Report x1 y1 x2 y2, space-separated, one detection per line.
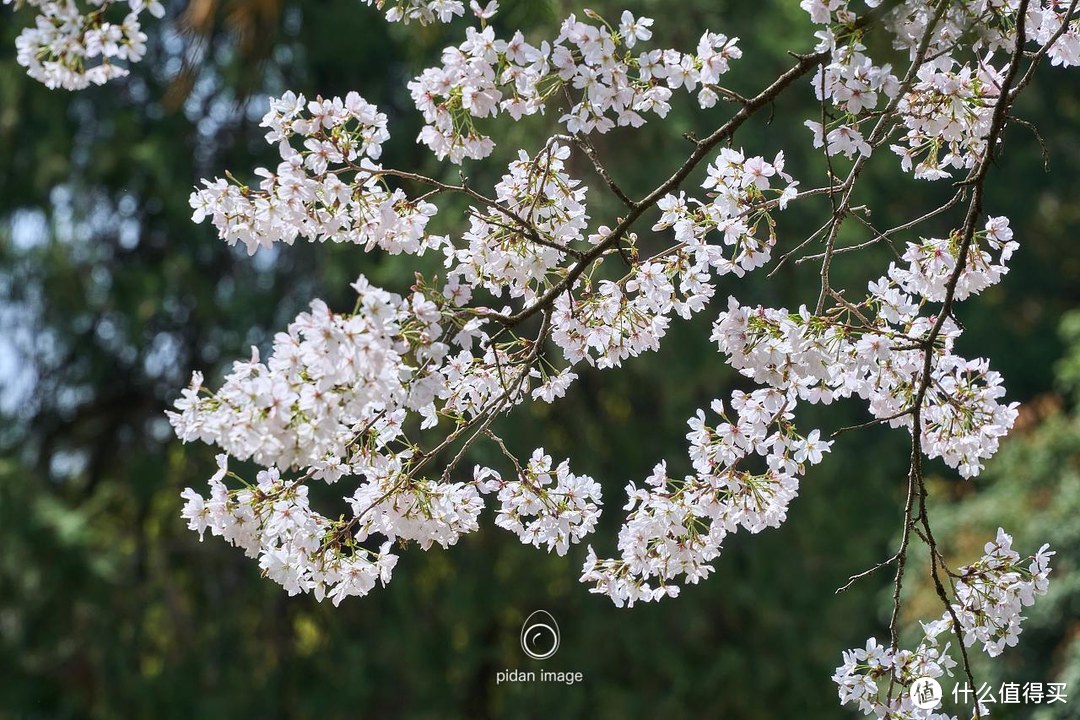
910 676 943 710
520 610 560 660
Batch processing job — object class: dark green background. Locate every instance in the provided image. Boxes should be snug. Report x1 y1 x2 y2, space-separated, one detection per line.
0 1 1077 718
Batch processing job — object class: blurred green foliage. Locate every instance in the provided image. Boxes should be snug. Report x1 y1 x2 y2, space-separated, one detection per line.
0 1 1077 718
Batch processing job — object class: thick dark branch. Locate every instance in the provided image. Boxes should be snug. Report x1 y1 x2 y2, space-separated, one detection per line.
476 0 909 328
483 49 833 327
814 1 949 315
1009 0 1080 98
374 167 569 260
898 3 1033 714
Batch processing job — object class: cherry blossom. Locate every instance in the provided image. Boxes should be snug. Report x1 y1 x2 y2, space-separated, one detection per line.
369 0 466 25
478 450 603 556
4 0 163 90
580 388 831 607
834 528 1054 719
407 12 741 161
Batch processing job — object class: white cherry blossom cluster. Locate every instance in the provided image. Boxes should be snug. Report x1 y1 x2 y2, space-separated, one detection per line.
476 449 603 556
580 388 832 607
366 0 497 25
711 275 1019 480
890 61 1006 180
834 634 960 720
800 0 915 161
172 272 606 601
168 268 562 478
656 148 799 277
407 11 741 161
869 0 1025 58
189 91 447 257
803 37 899 158
931 527 1055 658
705 211 1022 480
168 276 449 477
180 454 400 606
345 460 486 551
4 0 163 90
881 0 1080 63
178 443 600 605
1028 0 1080 66
889 217 1018 301
807 1 1078 70
447 141 589 299
549 149 799 370
918 353 1017 479
834 528 1054 719
362 0 464 25
800 0 1080 172
549 264 676 371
